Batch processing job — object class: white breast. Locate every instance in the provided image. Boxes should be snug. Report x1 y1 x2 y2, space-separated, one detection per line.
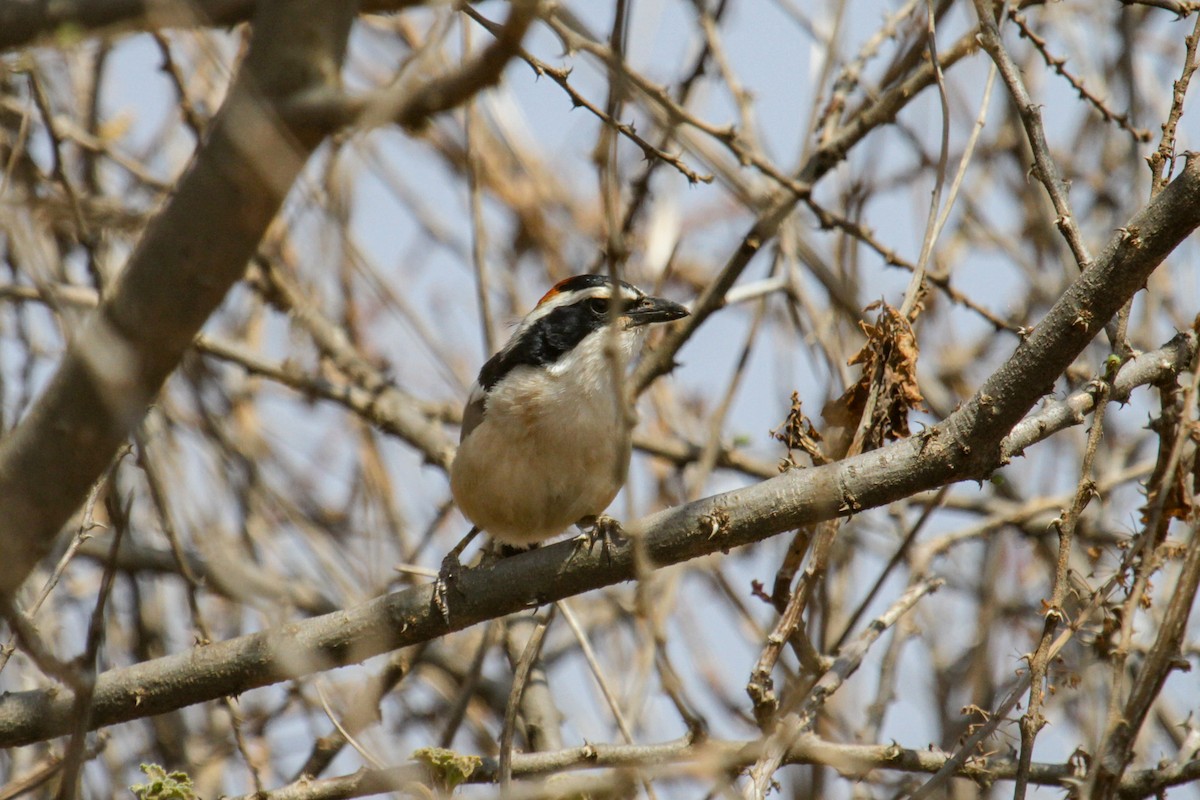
449 329 642 545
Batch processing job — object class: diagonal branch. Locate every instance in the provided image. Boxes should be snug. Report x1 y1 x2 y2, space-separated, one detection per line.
0 0 361 596
284 0 539 134
972 0 1093 270
744 578 944 798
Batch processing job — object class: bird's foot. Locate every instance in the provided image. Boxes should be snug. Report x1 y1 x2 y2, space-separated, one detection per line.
432 552 467 626
573 514 624 564
433 526 480 625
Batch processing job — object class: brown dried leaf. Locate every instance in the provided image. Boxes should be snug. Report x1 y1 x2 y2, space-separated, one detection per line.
771 391 827 469
823 301 925 449
1141 419 1197 525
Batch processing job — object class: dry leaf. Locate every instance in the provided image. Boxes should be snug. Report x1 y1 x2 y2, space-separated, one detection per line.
823 301 925 449
771 391 827 469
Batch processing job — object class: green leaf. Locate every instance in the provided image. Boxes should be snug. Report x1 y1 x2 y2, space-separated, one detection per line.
129 764 196 800
412 747 482 790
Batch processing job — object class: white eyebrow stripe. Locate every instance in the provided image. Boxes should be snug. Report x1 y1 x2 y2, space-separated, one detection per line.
521 283 643 327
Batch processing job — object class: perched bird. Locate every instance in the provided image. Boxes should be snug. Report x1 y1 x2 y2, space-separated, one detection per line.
442 274 688 589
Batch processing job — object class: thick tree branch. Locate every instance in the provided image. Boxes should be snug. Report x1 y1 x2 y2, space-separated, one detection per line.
0 0 361 596
0 0 423 53
0 155 1196 746
283 0 538 134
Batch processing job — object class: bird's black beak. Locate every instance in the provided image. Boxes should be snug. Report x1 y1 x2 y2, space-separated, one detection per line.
623 296 690 327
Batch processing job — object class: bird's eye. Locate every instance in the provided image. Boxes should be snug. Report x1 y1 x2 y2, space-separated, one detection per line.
587 297 610 316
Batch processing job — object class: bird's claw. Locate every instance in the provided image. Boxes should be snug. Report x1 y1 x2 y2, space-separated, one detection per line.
433 552 467 625
433 526 481 625
573 514 624 564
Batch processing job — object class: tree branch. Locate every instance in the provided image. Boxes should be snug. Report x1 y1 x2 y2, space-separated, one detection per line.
0 0 424 54
0 0 362 596
219 730 1200 800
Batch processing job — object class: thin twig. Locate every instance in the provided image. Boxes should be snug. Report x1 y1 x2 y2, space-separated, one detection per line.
500 607 555 787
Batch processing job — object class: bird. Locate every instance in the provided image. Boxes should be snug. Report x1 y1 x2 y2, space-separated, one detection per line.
437 274 688 612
